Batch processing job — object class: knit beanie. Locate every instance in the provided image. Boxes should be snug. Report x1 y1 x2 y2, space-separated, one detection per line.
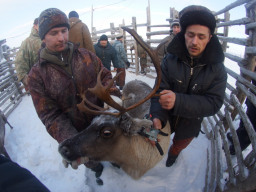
171 19 180 28
179 5 216 34
68 11 79 18
39 8 70 40
99 34 108 41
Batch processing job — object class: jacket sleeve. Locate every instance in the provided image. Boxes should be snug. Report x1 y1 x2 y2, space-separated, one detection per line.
119 44 128 62
82 23 95 53
28 66 78 143
172 64 227 118
150 57 171 127
111 48 119 68
15 41 31 82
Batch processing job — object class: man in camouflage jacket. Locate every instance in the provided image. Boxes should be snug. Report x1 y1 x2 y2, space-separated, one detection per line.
15 18 41 88
28 8 120 185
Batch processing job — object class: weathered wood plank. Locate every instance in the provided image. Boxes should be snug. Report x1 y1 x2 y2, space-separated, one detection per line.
216 17 251 27
224 52 244 63
226 67 256 93
214 0 251 15
217 36 248 46
146 30 170 36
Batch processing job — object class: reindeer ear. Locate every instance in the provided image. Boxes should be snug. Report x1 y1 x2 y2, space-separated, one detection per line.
119 113 153 135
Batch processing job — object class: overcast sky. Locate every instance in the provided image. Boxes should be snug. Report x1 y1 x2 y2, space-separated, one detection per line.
0 0 245 48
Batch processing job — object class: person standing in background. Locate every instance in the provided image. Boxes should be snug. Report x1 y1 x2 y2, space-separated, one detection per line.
94 34 119 71
113 35 128 90
158 19 180 63
15 18 41 90
68 11 95 53
130 42 148 75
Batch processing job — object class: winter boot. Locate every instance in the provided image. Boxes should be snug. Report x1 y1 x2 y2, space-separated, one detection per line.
166 154 178 167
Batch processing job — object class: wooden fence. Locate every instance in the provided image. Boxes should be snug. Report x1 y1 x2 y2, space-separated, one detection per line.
0 0 256 191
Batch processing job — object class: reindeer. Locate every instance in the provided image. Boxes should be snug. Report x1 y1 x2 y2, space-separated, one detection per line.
58 27 171 180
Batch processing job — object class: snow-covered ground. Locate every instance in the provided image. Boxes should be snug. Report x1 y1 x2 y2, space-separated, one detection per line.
4 70 211 192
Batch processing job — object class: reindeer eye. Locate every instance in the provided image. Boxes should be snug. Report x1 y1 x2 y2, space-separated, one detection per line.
100 128 114 138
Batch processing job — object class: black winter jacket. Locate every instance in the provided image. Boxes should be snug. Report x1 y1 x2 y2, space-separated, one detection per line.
94 41 119 70
150 32 227 139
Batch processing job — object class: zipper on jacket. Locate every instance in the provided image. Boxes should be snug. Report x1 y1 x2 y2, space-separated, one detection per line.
190 56 194 76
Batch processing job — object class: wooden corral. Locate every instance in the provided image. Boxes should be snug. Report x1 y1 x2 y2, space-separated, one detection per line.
0 0 256 191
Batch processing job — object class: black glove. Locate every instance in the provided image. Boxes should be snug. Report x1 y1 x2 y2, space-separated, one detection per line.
125 61 130 69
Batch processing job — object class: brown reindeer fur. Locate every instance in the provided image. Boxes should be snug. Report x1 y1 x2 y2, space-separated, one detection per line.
107 122 170 179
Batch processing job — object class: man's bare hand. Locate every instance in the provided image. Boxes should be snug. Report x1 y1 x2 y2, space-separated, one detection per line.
153 118 162 130
159 90 176 110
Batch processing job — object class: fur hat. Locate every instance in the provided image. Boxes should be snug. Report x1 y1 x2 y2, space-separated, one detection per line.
171 19 180 28
99 34 108 41
179 5 216 34
116 34 123 40
68 11 79 18
39 8 70 40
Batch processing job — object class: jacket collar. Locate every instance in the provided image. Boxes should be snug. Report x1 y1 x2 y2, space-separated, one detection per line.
39 42 75 67
30 27 40 38
167 32 224 66
69 17 81 28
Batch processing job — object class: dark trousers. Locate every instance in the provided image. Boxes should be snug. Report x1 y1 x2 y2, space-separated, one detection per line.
235 99 256 149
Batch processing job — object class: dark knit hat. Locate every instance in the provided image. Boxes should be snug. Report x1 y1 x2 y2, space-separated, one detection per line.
179 5 216 34
68 11 79 18
99 34 108 41
39 8 70 40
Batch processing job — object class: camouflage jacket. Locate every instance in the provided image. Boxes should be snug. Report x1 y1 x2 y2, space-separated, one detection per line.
15 27 41 82
68 17 95 53
28 43 120 143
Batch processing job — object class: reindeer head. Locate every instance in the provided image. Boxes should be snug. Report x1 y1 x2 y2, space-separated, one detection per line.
58 110 153 162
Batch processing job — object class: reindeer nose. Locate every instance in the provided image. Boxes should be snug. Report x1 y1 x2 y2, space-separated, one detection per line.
59 146 71 157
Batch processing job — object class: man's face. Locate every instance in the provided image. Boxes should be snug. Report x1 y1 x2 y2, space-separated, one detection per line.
100 40 108 47
43 26 68 52
185 24 212 57
172 25 180 35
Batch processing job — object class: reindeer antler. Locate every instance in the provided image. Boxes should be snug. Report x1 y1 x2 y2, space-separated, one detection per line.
77 27 162 116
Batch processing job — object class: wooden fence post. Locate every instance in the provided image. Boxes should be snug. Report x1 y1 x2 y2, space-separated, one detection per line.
132 17 139 75
222 12 230 52
146 3 151 46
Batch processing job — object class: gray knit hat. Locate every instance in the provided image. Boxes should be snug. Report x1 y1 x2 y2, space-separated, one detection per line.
179 5 216 34
39 8 70 40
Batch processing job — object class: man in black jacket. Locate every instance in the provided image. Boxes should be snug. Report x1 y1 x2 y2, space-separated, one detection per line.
150 5 227 167
94 34 119 71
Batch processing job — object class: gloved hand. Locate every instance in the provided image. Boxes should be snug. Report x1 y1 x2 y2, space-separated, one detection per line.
62 157 89 169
